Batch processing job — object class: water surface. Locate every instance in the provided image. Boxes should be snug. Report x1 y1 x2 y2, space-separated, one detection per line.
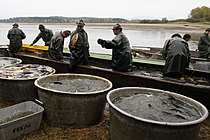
0 23 203 54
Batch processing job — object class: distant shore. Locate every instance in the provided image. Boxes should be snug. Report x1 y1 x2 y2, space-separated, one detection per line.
1 22 209 30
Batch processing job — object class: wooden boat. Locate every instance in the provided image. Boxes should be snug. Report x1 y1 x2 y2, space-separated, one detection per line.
132 46 208 62
14 44 210 109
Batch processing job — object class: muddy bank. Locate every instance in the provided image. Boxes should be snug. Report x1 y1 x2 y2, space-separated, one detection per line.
16 22 209 30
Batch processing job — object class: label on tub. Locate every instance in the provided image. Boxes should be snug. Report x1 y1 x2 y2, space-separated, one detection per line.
13 123 31 133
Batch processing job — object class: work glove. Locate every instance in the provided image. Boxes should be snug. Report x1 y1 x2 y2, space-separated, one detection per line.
97 39 105 48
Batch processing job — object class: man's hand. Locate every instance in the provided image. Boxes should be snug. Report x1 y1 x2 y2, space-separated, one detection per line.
97 38 105 48
97 39 103 45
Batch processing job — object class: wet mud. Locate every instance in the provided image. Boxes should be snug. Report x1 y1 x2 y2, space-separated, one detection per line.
113 91 201 123
41 78 110 93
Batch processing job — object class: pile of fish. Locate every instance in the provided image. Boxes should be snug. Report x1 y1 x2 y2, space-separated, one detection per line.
133 66 210 86
0 64 55 79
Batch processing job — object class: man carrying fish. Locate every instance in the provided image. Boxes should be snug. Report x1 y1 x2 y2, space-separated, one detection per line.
7 23 26 57
30 24 53 46
97 23 133 72
48 30 71 60
198 28 210 59
162 34 191 78
68 19 90 70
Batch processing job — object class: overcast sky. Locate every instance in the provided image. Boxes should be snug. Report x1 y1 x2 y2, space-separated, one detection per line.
0 0 209 20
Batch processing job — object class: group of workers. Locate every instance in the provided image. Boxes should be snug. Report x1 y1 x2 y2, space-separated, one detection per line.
7 20 133 72
7 20 210 77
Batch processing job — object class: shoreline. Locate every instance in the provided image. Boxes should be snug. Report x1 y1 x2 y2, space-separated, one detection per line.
1 22 209 30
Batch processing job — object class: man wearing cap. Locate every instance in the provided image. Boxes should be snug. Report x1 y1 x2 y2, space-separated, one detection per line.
7 23 26 56
48 30 71 60
97 23 133 72
30 24 53 46
68 19 90 70
198 28 210 59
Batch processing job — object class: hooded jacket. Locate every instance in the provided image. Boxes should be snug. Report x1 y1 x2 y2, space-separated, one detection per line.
162 36 191 75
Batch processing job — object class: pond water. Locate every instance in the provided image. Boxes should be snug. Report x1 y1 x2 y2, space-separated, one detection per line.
0 23 203 54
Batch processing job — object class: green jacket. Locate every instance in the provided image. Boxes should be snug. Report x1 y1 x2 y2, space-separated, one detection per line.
7 27 26 53
198 33 210 57
48 32 64 60
32 29 53 46
102 31 133 72
162 37 191 75
69 29 90 66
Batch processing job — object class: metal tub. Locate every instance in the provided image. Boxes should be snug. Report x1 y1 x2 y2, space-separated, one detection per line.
34 73 112 128
0 46 9 57
107 87 209 140
0 64 55 103
0 57 22 67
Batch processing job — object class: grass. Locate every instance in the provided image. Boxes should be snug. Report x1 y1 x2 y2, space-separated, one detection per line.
0 101 209 140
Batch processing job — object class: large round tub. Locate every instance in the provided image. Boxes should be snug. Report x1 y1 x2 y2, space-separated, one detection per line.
0 64 55 103
107 87 208 140
34 73 112 128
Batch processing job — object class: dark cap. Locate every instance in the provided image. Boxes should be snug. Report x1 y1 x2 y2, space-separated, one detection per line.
76 19 85 26
112 23 122 30
13 23 19 27
63 30 71 37
205 28 210 32
39 24 45 29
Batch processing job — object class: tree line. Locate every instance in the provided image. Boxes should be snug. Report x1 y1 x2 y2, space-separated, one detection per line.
0 6 209 24
0 17 128 23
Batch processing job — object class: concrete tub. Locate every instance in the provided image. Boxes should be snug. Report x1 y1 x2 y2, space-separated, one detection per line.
0 64 55 103
107 87 208 140
34 73 113 128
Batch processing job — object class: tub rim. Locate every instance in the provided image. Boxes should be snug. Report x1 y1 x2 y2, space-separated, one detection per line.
34 73 113 95
0 57 22 67
0 64 55 81
107 87 209 126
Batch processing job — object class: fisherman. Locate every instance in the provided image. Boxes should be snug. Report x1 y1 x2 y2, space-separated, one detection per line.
30 24 53 46
183 34 191 42
97 23 133 72
7 23 26 57
162 33 191 78
68 19 90 70
48 30 71 60
198 28 210 59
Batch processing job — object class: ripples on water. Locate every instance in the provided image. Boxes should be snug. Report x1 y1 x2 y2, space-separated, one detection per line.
41 78 109 93
113 92 201 123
